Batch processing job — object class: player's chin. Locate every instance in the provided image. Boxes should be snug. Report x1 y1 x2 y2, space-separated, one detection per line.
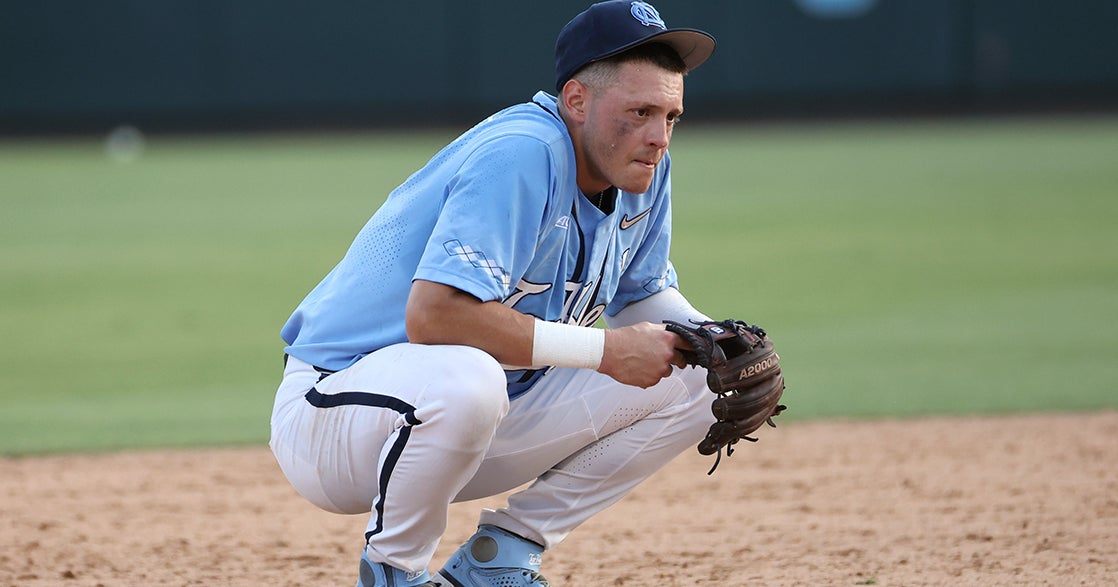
615 165 657 194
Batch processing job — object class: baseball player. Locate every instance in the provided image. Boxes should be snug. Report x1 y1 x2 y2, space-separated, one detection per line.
270 2 722 585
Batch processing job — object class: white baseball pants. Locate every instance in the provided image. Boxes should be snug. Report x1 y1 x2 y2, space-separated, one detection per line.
269 342 712 574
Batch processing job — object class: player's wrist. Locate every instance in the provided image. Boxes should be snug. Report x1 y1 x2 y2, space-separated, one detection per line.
531 320 605 370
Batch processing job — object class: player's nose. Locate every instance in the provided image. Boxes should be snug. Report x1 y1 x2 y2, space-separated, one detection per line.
647 120 671 149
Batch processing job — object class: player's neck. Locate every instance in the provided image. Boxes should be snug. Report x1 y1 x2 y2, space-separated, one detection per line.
585 186 617 214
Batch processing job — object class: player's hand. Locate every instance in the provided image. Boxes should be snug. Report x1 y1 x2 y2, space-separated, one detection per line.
599 322 687 388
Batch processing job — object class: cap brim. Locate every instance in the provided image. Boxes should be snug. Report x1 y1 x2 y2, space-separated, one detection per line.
597 28 716 74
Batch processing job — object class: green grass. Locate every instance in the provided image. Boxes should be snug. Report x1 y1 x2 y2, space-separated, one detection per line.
669 118 1118 418
1 116 1116 454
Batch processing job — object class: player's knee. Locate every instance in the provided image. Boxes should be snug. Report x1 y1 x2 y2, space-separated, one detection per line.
673 366 717 426
415 346 508 445
669 365 711 403
445 346 508 416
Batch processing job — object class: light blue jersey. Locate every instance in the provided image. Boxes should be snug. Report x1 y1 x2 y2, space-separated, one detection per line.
282 92 678 397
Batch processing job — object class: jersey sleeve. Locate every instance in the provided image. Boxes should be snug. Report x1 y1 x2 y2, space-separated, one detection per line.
413 134 554 302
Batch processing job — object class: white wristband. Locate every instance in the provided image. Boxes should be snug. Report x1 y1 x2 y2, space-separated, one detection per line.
531 320 605 370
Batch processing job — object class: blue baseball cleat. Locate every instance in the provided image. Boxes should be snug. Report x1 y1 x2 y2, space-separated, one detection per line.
356 549 441 587
436 525 550 587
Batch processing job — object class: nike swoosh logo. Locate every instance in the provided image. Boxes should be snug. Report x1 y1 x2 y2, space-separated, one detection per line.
620 207 652 230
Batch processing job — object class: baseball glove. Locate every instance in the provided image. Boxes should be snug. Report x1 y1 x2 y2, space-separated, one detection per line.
664 319 786 474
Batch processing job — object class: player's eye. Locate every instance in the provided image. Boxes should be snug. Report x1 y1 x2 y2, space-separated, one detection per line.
634 108 649 118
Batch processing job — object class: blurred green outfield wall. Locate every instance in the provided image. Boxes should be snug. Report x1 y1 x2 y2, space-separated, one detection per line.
2 0 1117 133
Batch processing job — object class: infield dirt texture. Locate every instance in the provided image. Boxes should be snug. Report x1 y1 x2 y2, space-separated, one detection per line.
3 411 1115 586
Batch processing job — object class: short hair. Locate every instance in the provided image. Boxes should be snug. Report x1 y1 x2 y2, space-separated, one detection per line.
571 42 688 89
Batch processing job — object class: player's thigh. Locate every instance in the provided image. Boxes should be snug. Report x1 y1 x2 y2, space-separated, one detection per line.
271 343 505 513
509 364 709 439
454 365 708 500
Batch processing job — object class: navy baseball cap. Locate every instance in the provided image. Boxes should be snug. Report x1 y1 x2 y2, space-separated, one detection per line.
555 1 716 92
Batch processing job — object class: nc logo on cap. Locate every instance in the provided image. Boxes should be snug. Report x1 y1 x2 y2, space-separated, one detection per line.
630 2 667 29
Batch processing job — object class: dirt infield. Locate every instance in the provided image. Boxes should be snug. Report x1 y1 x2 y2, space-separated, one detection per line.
3 411 1116 587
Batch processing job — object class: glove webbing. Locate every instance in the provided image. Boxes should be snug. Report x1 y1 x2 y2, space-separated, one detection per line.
705 403 786 475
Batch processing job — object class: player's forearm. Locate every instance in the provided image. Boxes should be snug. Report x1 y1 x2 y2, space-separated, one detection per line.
406 279 535 365
407 279 693 392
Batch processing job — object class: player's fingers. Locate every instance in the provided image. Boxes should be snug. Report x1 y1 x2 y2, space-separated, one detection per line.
667 331 694 351
639 364 674 388
671 349 687 369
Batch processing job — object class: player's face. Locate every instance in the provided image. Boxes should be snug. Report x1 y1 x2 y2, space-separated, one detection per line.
579 62 684 195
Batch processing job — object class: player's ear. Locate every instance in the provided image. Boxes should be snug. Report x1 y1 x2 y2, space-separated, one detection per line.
560 79 589 123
